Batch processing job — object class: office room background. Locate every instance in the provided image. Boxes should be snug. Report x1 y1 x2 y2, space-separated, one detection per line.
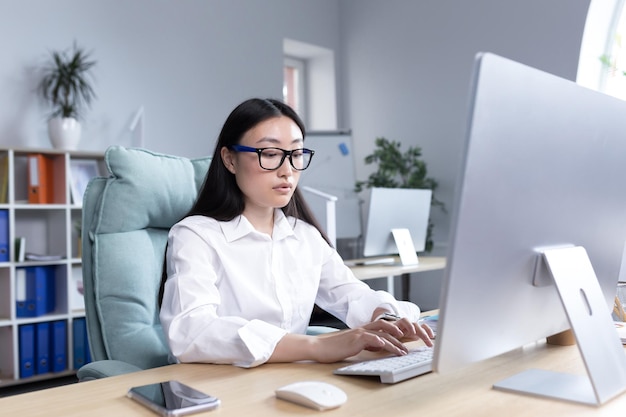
0 0 592 309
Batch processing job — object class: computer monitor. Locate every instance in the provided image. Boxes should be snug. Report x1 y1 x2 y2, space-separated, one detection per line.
433 52 626 406
362 187 431 264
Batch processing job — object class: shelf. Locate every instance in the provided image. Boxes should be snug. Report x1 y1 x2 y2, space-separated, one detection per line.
0 147 104 385
0 369 76 389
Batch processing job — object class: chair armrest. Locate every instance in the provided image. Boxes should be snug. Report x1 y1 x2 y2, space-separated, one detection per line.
77 360 144 381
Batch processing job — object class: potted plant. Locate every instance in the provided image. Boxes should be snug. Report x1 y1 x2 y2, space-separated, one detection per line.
38 43 97 150
355 137 445 252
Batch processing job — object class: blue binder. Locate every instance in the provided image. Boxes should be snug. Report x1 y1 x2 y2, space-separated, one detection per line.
15 267 34 318
72 318 86 369
50 320 67 373
35 321 51 374
26 266 56 316
45 266 56 314
0 209 8 262
19 324 35 378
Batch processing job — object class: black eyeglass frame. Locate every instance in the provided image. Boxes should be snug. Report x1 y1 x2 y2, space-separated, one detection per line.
229 144 315 171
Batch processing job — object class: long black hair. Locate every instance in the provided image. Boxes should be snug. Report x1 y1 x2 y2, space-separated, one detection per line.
188 98 322 227
159 98 329 305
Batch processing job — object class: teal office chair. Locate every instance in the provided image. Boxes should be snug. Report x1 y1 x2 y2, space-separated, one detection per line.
77 146 211 381
77 146 335 381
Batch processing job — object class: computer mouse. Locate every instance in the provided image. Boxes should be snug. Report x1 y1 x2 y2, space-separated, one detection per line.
275 380 347 411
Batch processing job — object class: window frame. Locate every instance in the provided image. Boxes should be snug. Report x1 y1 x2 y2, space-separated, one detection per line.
283 55 307 124
577 0 626 97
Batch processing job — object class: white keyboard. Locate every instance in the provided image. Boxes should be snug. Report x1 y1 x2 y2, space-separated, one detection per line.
333 347 433 384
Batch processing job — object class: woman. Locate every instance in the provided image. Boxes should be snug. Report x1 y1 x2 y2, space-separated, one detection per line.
159 98 433 368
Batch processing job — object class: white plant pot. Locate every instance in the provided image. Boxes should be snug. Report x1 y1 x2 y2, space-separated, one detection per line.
48 117 82 150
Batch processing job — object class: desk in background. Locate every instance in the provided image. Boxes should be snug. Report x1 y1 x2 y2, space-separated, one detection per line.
2 340 625 416
347 256 446 300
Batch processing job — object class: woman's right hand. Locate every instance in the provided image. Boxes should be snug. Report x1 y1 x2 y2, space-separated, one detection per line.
269 320 420 364
309 321 410 363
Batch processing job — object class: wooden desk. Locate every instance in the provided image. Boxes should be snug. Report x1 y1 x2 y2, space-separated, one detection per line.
348 256 446 299
3 341 625 416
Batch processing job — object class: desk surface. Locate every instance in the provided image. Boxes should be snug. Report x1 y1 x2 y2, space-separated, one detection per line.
3 340 626 416
348 256 446 281
348 256 446 299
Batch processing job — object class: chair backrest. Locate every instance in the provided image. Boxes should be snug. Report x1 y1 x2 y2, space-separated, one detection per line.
82 146 211 370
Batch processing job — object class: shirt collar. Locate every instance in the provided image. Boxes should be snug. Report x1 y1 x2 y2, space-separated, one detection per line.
221 209 297 242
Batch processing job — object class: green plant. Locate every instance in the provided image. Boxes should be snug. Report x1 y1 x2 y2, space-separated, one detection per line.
355 137 445 252
599 54 626 77
38 43 97 120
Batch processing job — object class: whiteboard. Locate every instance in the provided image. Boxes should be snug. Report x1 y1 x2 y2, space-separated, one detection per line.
299 130 362 239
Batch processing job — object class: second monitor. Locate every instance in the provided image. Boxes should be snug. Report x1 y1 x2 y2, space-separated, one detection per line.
362 187 432 265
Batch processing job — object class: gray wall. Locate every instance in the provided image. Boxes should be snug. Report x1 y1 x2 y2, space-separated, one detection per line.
338 0 591 309
340 0 590 247
0 0 593 309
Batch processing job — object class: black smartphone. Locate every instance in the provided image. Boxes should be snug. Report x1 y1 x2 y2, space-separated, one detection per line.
127 380 220 416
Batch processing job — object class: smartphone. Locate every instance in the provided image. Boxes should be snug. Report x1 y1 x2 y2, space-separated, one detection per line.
127 380 220 416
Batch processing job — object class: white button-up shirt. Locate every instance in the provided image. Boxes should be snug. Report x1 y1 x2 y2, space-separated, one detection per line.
159 209 420 368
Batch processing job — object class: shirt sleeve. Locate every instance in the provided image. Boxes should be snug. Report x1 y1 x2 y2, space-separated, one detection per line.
159 221 288 368
314 242 421 327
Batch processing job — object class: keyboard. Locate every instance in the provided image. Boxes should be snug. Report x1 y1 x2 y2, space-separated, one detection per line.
333 347 433 384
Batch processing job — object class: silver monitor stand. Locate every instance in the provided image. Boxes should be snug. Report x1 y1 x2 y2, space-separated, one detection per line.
493 246 626 406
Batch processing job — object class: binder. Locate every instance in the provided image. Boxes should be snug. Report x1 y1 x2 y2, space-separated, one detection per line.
50 320 67 372
35 321 51 374
19 324 35 378
14 236 25 262
72 318 86 369
15 267 35 318
27 266 56 316
45 266 56 315
27 154 54 204
0 209 8 262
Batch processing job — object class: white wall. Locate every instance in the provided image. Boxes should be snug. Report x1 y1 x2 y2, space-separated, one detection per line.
0 0 340 157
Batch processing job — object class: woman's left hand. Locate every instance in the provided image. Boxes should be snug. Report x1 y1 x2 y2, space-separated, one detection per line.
366 316 434 347
398 318 435 346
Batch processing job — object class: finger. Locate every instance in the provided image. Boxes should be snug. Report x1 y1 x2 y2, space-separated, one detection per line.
369 330 409 354
395 318 417 338
421 322 435 339
416 323 434 347
397 322 434 346
363 336 407 356
363 320 405 339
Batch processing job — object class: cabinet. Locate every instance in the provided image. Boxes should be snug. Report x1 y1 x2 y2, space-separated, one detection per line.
0 147 105 388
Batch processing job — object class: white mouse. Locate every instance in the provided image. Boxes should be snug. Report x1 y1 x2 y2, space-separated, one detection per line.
275 380 347 411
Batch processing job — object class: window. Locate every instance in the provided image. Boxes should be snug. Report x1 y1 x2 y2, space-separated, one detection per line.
578 0 626 99
283 38 337 130
601 3 626 100
283 56 306 122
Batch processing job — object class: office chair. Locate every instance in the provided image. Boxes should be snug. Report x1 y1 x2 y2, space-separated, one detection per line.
77 146 212 381
78 146 336 381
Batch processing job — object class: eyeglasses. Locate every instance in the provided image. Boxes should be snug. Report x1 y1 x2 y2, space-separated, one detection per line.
229 145 315 171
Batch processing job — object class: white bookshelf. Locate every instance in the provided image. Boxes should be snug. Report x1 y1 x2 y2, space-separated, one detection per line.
0 147 105 388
